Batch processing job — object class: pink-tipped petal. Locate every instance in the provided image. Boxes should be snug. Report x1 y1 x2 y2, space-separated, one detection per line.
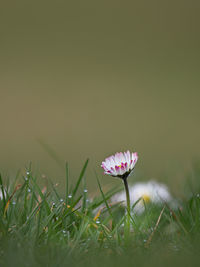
101 150 138 178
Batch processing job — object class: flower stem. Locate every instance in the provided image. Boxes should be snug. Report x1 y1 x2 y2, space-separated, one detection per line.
123 178 131 243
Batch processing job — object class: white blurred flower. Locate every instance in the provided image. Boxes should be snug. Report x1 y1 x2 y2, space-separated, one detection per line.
101 150 138 179
112 181 173 214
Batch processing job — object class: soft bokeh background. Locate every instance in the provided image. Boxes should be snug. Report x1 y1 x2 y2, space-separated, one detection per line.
1 0 200 191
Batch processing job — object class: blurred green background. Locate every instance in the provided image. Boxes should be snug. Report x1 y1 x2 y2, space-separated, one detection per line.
0 0 200 190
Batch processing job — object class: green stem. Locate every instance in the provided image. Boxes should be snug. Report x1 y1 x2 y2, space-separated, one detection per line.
123 178 131 242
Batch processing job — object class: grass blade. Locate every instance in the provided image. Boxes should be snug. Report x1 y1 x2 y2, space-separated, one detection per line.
65 162 69 204
95 172 113 220
0 174 6 208
31 179 51 215
37 139 64 169
72 159 89 198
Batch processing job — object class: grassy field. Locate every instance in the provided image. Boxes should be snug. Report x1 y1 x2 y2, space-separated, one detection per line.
0 160 200 267
1 2 200 266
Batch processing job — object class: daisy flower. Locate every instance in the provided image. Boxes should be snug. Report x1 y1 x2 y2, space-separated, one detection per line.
101 150 138 241
101 150 138 179
112 181 173 214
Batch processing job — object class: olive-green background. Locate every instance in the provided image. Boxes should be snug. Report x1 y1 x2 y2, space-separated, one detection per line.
1 0 200 190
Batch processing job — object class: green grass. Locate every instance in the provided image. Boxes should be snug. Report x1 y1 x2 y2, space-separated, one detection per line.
0 161 200 267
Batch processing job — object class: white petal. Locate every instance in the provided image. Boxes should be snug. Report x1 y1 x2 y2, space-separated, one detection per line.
126 150 131 164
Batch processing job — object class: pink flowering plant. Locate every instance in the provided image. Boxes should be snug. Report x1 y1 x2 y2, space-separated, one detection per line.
101 151 138 241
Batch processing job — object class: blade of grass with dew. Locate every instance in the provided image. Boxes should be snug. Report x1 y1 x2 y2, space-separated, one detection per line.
65 162 69 205
41 203 65 229
4 184 22 217
81 165 87 213
49 179 61 201
28 183 38 215
72 159 89 199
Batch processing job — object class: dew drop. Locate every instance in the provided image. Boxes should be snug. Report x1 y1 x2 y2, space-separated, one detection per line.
68 195 72 199
84 189 88 193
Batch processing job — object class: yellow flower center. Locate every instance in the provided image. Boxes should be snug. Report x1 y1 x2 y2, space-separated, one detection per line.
141 194 151 203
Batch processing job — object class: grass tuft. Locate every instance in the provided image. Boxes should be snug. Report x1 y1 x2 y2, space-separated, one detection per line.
0 161 200 267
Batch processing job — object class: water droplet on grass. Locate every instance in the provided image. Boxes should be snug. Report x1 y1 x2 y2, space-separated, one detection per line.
60 198 64 202
84 189 88 193
68 195 72 199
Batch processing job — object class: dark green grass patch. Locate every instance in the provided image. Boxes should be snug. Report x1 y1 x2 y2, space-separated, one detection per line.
0 161 200 267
